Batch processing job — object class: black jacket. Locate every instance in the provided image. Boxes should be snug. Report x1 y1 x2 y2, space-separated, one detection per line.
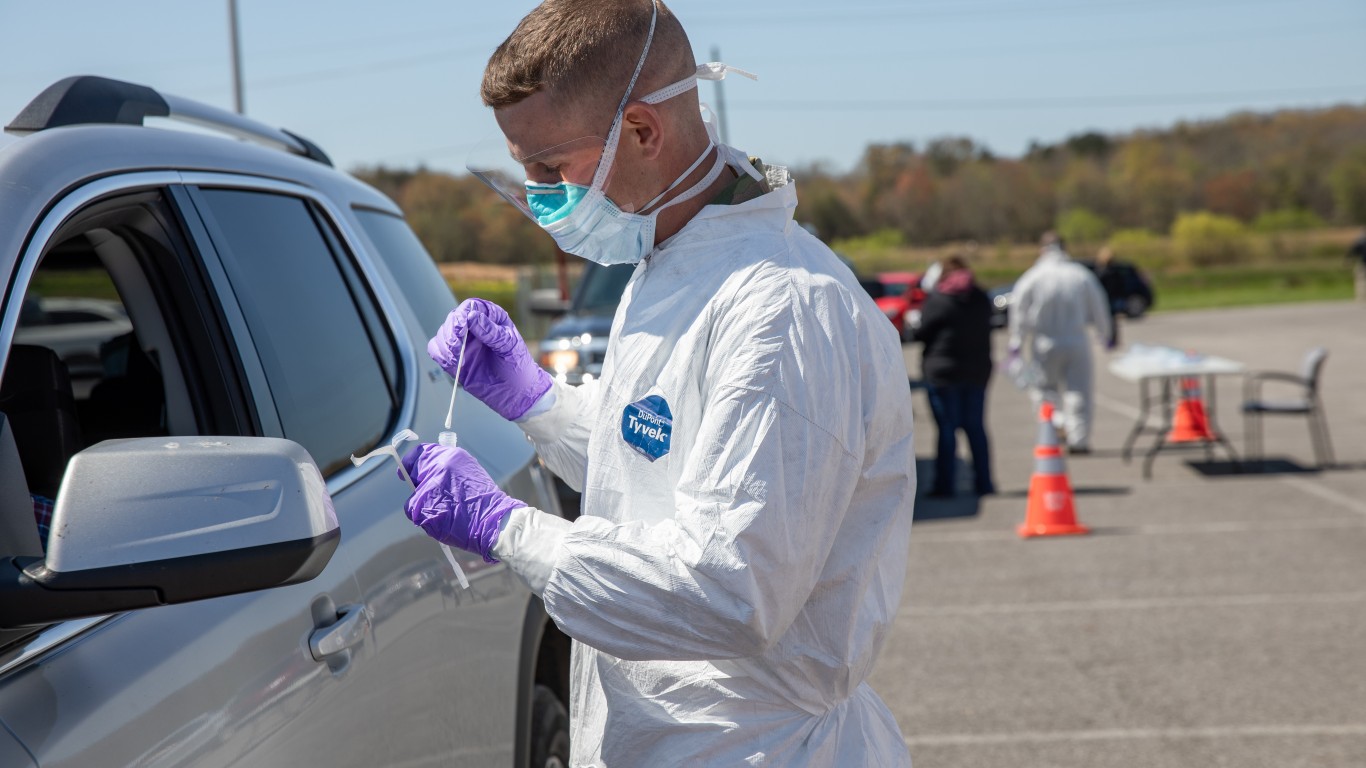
912 284 994 387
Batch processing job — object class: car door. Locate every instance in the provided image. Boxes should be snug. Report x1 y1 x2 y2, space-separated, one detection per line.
349 205 562 765
180 180 539 766
0 176 368 767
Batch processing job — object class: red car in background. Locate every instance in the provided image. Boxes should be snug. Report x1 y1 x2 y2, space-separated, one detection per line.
865 271 926 341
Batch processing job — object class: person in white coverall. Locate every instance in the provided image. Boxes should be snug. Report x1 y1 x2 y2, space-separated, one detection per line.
1007 232 1114 452
397 1 918 765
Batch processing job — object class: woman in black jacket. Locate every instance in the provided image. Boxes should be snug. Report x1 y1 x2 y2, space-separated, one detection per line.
912 256 996 498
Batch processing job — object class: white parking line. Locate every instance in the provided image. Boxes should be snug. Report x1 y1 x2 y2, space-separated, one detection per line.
1282 476 1366 518
912 516 1364 543
906 723 1366 747
907 590 1366 617
1094 391 1144 421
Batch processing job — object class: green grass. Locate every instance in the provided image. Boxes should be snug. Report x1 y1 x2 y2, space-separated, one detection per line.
447 279 519 319
834 229 1362 314
1151 268 1354 312
27 270 122 301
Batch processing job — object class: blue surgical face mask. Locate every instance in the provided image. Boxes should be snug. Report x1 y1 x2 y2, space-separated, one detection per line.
526 182 587 224
522 133 721 267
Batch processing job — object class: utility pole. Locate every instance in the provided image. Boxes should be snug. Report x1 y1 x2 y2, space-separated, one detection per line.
710 45 728 145
228 0 245 114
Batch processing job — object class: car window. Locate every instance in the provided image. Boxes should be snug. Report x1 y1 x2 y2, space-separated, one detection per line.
14 271 130 390
194 189 396 476
3 192 215 567
354 208 457 334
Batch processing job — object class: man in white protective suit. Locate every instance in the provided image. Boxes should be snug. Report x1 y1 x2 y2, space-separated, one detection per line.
397 1 918 764
1007 232 1114 453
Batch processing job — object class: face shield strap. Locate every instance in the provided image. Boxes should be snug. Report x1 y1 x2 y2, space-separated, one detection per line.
623 62 757 212
639 141 720 213
589 0 660 193
640 62 759 105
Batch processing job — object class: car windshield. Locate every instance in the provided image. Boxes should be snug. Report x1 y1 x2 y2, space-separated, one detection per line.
881 282 910 295
573 263 636 315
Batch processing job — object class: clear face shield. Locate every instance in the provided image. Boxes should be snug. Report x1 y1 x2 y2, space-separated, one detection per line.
465 132 611 224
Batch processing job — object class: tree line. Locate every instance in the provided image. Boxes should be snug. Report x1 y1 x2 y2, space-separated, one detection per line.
353 104 1366 264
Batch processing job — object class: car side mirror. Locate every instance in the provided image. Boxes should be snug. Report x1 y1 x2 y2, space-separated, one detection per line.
0 437 339 628
527 288 571 317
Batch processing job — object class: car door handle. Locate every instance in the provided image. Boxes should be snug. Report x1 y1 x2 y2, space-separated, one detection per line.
309 604 369 660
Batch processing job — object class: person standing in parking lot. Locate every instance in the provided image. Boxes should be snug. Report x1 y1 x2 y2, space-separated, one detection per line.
396 1 917 765
1349 228 1366 303
911 255 995 498
1008 232 1113 453
1093 246 1124 347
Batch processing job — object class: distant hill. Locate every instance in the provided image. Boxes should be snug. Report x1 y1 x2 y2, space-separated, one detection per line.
354 104 1366 263
794 103 1366 246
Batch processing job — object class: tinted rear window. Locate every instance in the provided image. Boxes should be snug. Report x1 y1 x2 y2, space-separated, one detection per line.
355 208 457 334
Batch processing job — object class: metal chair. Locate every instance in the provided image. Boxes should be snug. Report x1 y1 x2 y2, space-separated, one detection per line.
1241 347 1334 468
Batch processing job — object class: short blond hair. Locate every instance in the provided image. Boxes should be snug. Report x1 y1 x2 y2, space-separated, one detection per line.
481 0 695 129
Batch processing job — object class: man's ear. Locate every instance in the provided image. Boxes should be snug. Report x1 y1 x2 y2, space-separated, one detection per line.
620 102 664 161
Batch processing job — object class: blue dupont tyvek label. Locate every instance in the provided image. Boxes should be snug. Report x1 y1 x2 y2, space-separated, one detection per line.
621 394 672 462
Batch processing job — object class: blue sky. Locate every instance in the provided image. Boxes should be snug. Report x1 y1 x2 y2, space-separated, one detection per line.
1 0 1362 174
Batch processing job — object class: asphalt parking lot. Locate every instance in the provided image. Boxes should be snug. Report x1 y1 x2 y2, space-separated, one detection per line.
882 300 1366 768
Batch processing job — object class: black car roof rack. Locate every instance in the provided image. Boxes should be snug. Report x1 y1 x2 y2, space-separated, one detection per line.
4 75 332 166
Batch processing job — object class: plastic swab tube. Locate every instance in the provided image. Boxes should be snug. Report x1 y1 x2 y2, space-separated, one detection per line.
437 539 470 589
429 325 471 583
439 323 469 448
350 429 470 590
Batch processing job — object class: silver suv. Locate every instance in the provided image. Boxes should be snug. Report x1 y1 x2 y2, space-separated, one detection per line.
0 76 571 767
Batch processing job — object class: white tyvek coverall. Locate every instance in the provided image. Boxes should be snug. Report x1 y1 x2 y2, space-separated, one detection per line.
492 149 917 766
1008 247 1113 448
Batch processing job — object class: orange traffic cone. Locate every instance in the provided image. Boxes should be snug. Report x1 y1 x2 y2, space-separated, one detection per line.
1019 402 1089 538
1167 377 1215 443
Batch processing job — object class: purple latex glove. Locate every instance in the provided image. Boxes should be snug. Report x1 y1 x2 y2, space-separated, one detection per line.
401 443 524 563
429 298 552 421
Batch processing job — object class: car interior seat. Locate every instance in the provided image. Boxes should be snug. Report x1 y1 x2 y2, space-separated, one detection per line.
82 331 167 444
0 344 85 500
0 414 45 558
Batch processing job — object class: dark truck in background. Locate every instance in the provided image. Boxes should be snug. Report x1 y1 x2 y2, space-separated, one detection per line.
529 263 636 386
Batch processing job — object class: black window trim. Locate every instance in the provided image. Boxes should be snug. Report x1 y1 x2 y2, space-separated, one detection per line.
306 200 402 406
173 173 418 496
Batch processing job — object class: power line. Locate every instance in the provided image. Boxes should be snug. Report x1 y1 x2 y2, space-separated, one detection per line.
737 85 1366 113
753 21 1359 64
179 44 489 94
247 46 486 90
686 0 1294 27
203 22 1358 95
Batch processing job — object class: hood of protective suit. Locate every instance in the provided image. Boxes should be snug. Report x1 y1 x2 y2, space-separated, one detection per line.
505 144 917 766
